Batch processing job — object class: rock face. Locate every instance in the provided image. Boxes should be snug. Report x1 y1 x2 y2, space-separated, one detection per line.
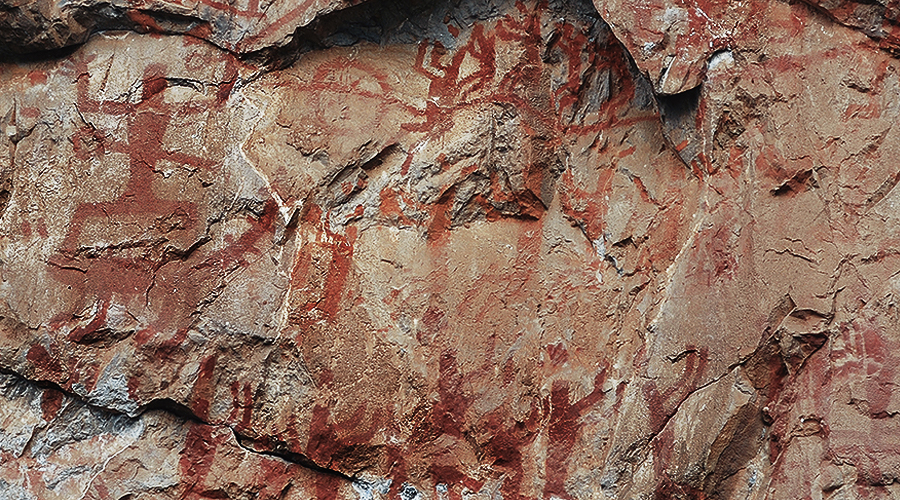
2 0 900 498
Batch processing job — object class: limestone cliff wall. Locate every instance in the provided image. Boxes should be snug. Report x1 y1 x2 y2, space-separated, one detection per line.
1 0 899 498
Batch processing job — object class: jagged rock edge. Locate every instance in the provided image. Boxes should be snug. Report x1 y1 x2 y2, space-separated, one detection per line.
0 368 357 484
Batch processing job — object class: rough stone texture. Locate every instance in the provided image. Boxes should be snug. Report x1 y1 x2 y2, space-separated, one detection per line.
2 0 900 498
0 0 357 54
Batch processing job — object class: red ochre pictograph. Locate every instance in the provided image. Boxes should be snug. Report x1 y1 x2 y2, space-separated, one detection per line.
35 5 648 497
47 46 275 351
278 6 638 497
273 0 657 244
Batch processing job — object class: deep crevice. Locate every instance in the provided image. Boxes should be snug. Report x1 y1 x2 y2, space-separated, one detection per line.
656 85 702 123
233 433 356 482
0 368 355 483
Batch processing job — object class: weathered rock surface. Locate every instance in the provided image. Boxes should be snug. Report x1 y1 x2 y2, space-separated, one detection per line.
0 0 357 54
2 0 900 498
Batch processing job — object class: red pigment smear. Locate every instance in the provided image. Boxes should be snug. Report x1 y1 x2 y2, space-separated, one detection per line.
547 343 568 367
28 71 47 85
194 0 265 19
306 403 380 467
239 0 317 47
644 348 711 495
216 63 238 104
426 186 456 244
186 22 214 41
91 480 111 499
191 355 218 421
651 426 709 499
417 304 445 344
431 351 471 439
26 344 63 377
502 357 517 385
67 300 109 343
127 9 165 34
256 457 297 499
318 228 353 322
289 204 355 325
127 374 143 401
378 187 415 226
179 423 218 496
643 347 708 434
40 389 64 421
558 166 615 242
317 367 334 387
544 365 608 500
315 474 341 500
484 399 543 500
229 381 254 433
